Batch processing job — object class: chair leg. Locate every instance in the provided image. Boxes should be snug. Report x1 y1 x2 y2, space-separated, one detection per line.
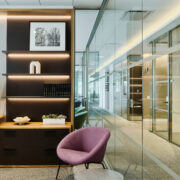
56 165 60 180
85 163 89 169
101 162 107 169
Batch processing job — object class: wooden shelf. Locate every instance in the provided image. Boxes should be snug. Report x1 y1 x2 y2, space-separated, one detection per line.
0 122 71 129
2 50 70 54
2 73 70 76
3 96 70 98
0 115 5 119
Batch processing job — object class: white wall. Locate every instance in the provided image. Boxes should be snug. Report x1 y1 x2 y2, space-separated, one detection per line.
0 15 7 115
75 10 98 51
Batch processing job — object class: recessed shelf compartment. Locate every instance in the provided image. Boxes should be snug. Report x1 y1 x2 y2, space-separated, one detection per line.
3 96 70 98
3 73 70 76
2 50 70 54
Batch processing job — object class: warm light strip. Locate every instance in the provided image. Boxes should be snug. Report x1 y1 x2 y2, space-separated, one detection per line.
130 84 142 87
8 75 70 80
89 2 180 77
7 15 71 20
8 98 70 102
8 53 70 59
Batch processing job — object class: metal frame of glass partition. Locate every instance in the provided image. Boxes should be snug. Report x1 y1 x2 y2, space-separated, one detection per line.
151 26 180 146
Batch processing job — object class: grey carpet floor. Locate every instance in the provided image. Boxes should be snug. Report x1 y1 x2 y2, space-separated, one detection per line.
0 164 103 180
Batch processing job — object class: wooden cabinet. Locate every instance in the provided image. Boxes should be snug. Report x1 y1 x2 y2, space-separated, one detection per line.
0 122 71 165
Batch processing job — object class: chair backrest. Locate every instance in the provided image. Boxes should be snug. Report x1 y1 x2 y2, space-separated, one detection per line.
75 127 110 162
75 106 86 114
74 111 87 129
79 127 110 153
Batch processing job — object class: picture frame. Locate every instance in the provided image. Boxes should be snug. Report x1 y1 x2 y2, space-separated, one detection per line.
29 22 66 51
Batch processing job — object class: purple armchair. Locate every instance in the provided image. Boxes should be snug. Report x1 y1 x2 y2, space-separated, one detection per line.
56 127 110 179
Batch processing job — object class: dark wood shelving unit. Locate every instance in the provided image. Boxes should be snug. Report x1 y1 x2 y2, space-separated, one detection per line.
0 9 74 166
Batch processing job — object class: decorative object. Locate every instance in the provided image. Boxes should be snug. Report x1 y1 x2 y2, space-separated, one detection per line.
13 116 31 125
30 61 41 74
30 22 66 51
42 114 66 125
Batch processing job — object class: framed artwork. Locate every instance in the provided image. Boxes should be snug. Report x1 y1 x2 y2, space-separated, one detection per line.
29 22 66 51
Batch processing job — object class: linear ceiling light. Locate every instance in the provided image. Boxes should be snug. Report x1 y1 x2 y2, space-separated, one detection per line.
7 15 71 20
89 3 180 77
8 53 70 59
8 98 70 102
8 75 70 80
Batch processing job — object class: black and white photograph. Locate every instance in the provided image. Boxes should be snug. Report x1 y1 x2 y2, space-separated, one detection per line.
30 22 66 51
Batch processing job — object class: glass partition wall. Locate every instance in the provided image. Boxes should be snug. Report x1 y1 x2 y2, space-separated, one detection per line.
82 0 180 179
75 52 86 108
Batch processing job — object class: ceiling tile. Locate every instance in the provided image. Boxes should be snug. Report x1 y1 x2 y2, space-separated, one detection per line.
74 0 103 8
40 0 73 6
6 0 39 5
0 0 7 5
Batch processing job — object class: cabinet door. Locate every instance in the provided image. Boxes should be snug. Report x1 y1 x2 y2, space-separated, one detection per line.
0 129 69 165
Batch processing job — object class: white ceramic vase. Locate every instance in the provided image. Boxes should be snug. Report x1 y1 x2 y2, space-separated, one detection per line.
30 61 41 74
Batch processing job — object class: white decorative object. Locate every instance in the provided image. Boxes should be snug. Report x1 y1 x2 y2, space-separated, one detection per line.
30 61 41 74
13 116 31 125
30 22 66 51
43 118 65 125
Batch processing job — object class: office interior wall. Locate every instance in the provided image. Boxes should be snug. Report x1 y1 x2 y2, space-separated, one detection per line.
75 10 98 51
0 15 6 115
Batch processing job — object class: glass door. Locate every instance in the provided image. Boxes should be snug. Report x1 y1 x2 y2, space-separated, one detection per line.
171 26 180 145
153 34 169 140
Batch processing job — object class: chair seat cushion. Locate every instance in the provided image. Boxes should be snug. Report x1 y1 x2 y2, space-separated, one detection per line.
57 148 89 165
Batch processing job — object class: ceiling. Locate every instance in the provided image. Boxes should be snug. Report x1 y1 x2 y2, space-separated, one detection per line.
0 0 103 8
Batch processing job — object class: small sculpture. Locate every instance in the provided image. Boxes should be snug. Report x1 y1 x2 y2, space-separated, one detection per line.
30 61 41 74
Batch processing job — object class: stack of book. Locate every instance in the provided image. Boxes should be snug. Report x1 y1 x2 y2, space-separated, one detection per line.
43 84 70 97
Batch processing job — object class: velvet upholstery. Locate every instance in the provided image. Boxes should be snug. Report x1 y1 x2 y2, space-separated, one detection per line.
56 127 110 165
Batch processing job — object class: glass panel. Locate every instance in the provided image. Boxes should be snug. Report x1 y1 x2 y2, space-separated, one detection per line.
143 0 180 179
153 38 169 140
143 61 153 131
75 52 86 107
171 51 180 145
85 0 180 179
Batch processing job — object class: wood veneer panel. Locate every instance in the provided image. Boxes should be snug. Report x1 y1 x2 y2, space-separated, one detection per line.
0 128 69 165
70 10 74 130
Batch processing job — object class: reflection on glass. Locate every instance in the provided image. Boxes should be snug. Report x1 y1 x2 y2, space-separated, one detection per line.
153 34 169 140
84 0 180 179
